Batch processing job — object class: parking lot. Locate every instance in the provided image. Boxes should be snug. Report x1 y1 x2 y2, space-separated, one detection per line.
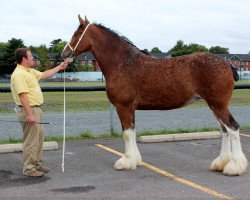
0 133 249 200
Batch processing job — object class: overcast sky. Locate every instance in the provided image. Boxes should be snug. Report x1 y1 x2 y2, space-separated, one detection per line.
1 0 250 54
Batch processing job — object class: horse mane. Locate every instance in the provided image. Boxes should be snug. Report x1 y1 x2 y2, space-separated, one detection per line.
94 23 143 53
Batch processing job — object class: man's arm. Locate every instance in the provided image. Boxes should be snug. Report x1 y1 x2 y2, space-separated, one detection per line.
19 93 35 125
41 59 69 80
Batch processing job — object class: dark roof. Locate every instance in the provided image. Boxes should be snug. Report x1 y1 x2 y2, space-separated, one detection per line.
77 52 96 61
150 52 171 58
217 54 250 62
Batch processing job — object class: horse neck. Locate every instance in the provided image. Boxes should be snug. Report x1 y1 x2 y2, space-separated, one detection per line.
89 29 139 79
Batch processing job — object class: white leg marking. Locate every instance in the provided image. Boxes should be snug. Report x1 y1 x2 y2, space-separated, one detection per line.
210 131 231 172
223 127 248 176
132 129 142 166
114 129 138 170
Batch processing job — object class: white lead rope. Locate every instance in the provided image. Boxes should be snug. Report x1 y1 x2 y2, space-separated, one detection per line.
62 70 66 172
61 23 92 172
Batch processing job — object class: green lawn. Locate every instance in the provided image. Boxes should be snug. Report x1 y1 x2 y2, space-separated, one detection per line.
235 80 250 85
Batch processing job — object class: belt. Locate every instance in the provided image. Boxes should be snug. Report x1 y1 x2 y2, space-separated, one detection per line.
19 105 41 107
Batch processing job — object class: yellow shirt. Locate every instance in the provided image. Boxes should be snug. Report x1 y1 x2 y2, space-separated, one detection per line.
11 65 43 106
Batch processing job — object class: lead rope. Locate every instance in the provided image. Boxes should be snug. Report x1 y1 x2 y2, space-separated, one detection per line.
62 69 66 172
61 23 92 172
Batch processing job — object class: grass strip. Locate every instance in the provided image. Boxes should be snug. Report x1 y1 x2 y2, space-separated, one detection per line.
1 126 249 145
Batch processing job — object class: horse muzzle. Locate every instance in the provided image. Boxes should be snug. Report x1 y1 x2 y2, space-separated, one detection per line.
61 51 72 59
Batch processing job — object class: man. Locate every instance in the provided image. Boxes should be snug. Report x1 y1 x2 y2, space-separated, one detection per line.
11 48 68 177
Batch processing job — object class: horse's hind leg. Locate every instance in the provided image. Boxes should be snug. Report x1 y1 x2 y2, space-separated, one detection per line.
210 106 247 176
223 124 248 176
114 105 142 170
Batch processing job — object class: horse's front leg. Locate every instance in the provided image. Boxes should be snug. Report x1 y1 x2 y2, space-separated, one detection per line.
114 106 142 170
210 125 231 172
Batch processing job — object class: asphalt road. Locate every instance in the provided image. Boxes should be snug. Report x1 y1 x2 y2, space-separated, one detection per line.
0 135 249 199
0 107 250 140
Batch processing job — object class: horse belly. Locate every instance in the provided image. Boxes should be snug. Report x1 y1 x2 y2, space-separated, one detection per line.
136 92 196 110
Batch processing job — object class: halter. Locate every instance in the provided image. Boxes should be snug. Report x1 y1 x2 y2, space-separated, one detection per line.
63 23 92 58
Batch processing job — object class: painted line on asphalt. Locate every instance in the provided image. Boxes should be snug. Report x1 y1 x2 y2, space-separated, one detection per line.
240 133 250 138
96 144 233 200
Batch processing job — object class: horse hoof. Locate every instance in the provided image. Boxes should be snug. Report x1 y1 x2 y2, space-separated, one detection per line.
114 156 136 170
223 155 248 176
210 156 230 172
135 156 143 167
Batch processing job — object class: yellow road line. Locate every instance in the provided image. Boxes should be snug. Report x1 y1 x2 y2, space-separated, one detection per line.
96 144 233 200
240 133 250 138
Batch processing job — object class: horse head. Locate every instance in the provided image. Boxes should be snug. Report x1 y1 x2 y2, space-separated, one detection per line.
62 15 91 59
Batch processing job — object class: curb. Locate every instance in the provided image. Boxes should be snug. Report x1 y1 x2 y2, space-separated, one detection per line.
0 142 59 154
0 132 222 153
137 131 221 143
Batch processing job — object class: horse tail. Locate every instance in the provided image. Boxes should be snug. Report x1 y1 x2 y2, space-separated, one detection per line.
230 63 239 82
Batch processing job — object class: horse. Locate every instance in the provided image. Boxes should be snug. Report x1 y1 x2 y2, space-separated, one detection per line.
62 15 247 176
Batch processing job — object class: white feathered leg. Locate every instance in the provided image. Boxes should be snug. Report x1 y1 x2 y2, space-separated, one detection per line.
132 129 142 166
210 130 231 172
114 129 138 170
223 127 248 176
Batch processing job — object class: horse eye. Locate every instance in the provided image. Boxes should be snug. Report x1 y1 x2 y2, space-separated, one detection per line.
73 30 83 37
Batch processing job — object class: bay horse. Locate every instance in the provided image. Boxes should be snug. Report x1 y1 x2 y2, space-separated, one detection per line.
62 15 247 176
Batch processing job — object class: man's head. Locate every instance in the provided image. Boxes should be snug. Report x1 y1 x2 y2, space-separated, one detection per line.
15 48 34 67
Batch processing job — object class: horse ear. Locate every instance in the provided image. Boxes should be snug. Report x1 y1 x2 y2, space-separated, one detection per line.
84 16 90 23
78 14 85 25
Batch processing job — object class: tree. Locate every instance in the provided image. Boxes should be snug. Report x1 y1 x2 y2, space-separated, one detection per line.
168 40 208 57
65 57 93 72
168 40 187 57
140 49 150 55
0 42 7 52
186 43 208 54
50 39 62 47
150 47 162 53
0 38 25 75
49 39 67 53
209 46 229 54
49 39 67 67
35 45 50 71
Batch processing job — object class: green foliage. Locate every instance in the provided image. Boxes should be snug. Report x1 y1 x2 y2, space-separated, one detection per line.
65 57 80 72
49 39 67 53
150 47 162 53
49 39 67 67
169 40 208 57
28 45 51 71
168 40 186 56
82 64 94 72
50 39 62 46
0 42 8 51
36 45 51 71
65 57 94 72
209 46 229 54
0 38 25 75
